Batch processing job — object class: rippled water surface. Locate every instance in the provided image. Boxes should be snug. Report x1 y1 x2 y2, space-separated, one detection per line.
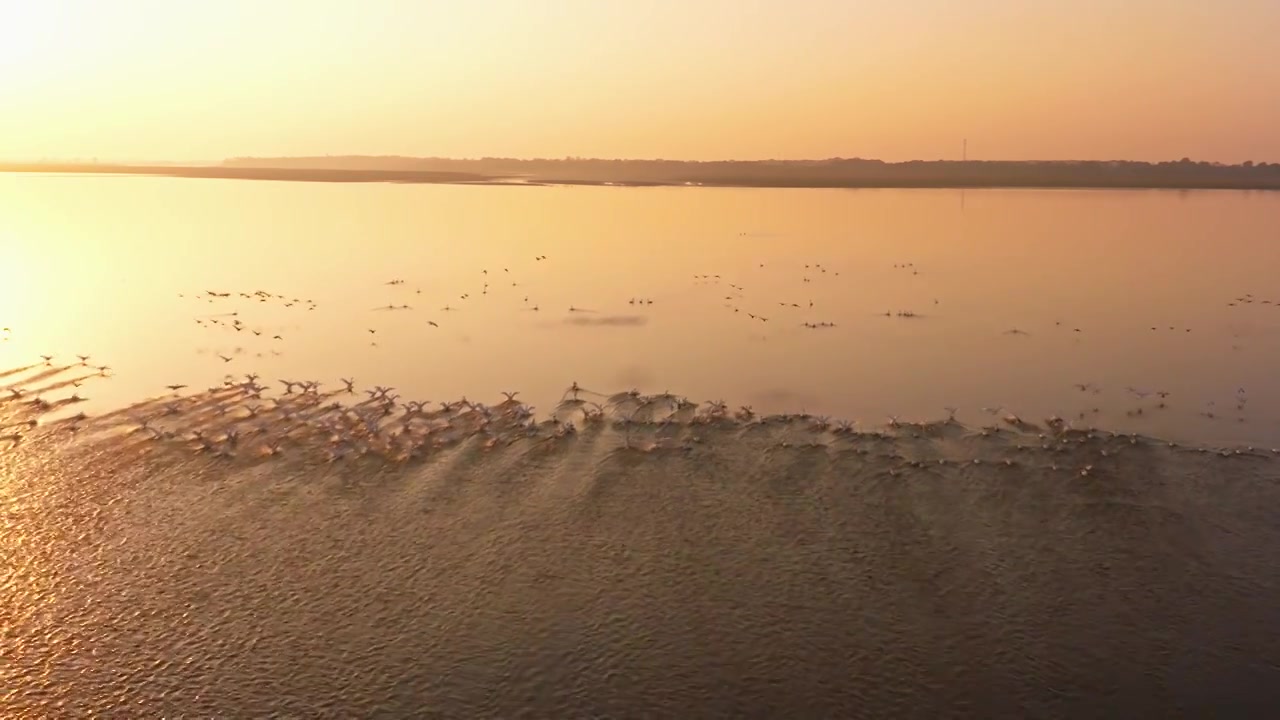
3 175 1280 717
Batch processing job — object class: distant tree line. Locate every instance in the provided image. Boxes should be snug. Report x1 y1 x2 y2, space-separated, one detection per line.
220 155 1280 189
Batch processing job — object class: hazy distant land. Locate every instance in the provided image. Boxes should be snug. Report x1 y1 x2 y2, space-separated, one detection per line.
0 162 493 184
4 156 1280 189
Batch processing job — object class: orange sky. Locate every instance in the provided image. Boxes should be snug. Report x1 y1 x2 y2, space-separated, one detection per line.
1 0 1277 163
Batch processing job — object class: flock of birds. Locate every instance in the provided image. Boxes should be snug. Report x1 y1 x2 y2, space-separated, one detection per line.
161 250 1280 367
2 244 1276 462
4 360 1279 471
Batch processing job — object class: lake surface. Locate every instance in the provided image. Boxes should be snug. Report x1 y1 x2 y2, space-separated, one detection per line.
4 175 1280 717
2 175 1278 445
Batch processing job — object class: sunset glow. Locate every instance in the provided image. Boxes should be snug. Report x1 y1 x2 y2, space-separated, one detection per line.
1 0 1278 163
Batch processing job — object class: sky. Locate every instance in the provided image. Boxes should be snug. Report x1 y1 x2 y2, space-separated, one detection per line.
1 0 1278 163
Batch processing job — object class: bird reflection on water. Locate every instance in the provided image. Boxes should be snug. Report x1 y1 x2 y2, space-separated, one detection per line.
3 352 1278 510
4 355 1280 474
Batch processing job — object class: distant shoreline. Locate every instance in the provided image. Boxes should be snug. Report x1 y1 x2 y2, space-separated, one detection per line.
0 163 495 185
4 159 1280 191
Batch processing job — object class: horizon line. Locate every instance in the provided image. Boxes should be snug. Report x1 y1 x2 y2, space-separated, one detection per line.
3 154 1277 167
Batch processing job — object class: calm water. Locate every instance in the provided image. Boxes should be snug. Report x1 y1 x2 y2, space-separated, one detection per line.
4 175 1280 717
2 175 1278 445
